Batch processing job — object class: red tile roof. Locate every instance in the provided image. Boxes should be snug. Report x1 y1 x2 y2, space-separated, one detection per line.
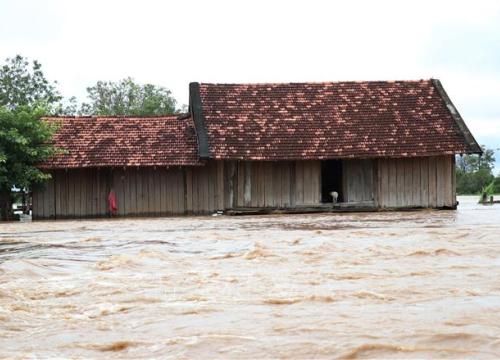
198 80 480 160
40 115 201 168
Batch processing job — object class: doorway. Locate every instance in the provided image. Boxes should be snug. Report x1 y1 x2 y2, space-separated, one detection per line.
321 160 343 203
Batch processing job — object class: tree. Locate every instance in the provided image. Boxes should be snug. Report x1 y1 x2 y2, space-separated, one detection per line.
0 55 61 108
456 146 496 195
0 106 59 220
82 77 178 116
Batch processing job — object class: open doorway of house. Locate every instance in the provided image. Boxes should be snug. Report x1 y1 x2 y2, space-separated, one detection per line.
321 160 343 203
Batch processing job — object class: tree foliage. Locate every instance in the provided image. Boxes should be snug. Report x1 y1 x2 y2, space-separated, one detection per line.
0 106 60 219
82 77 178 116
0 55 63 219
456 147 497 195
0 55 61 108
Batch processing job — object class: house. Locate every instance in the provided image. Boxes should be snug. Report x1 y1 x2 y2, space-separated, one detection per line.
32 79 481 219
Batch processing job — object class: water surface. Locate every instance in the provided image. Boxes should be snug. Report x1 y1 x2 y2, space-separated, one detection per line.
1 196 499 358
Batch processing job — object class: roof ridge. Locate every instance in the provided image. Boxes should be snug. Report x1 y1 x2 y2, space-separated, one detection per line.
198 79 431 86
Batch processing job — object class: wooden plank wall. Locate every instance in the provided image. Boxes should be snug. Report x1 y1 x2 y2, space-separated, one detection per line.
295 161 321 205
377 155 455 208
33 166 196 219
343 159 374 203
186 161 224 214
226 160 321 208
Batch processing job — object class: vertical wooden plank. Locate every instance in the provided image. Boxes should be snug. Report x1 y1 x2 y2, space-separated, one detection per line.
250 162 258 207
436 156 445 207
302 161 312 204
159 168 166 215
209 162 216 212
128 169 137 216
396 158 405 207
85 169 93 218
178 168 186 215
362 159 373 202
235 162 243 207
263 162 273 207
373 159 379 206
443 156 453 207
137 168 145 215
74 169 82 218
42 175 53 219
388 159 397 207
280 162 290 206
272 162 282 207
295 161 304 205
216 161 224 210
428 156 437 207
183 168 191 214
146 168 154 214
311 161 321 204
411 158 421 206
420 157 429 208
153 168 160 215
54 171 61 219
66 170 73 218
451 156 456 207
403 159 412 207
379 159 388 207
290 161 296 207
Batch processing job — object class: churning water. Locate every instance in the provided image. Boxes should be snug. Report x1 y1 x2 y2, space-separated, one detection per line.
1 196 499 359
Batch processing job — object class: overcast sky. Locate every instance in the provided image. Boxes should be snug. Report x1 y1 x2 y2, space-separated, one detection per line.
1 0 499 172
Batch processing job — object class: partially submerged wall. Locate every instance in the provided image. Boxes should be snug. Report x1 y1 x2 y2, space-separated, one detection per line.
376 156 455 208
32 156 456 219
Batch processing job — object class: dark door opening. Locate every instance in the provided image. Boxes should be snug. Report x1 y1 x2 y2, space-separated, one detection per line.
321 160 343 203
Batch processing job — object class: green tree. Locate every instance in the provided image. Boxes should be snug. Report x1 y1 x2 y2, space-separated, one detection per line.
0 55 62 108
82 77 178 116
456 147 496 194
0 55 64 219
0 106 59 220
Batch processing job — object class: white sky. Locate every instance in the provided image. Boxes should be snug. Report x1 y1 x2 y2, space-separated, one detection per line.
1 0 500 171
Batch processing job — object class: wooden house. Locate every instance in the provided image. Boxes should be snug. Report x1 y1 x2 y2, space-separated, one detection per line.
33 79 481 219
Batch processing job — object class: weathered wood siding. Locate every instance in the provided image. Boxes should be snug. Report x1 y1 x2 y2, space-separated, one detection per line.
343 159 374 203
377 155 455 208
33 156 457 219
224 160 321 208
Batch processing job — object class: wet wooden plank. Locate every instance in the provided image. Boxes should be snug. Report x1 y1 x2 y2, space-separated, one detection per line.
436 156 445 207
411 158 421 206
443 156 453 207
295 161 304 205
387 160 397 207
451 156 456 207
176 168 186 214
264 162 274 207
379 159 389 207
428 156 437 207
396 158 405 207
216 161 224 210
420 157 429 207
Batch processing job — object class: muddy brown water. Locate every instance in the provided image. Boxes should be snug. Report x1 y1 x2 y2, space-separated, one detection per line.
1 196 499 359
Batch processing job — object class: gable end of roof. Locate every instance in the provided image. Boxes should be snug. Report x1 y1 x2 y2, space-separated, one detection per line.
431 79 482 154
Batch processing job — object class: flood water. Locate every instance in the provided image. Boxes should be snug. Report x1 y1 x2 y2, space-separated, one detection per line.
1 196 499 359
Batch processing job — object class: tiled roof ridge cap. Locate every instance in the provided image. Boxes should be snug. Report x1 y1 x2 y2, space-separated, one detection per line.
199 79 431 86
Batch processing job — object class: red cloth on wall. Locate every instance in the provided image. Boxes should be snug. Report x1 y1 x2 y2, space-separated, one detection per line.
108 190 118 215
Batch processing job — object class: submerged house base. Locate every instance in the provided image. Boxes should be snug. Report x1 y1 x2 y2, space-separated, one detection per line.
34 80 478 220
33 156 456 220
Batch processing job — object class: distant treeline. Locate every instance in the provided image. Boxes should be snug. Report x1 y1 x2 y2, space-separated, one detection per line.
456 148 500 195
